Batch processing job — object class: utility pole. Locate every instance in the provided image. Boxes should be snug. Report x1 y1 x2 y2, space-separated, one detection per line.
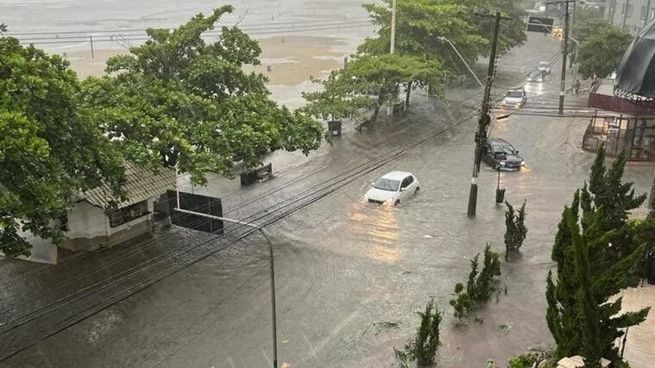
547 0 574 114
467 11 502 218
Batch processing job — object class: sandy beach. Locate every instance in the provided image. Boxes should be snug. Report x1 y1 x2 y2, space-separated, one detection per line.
61 35 356 108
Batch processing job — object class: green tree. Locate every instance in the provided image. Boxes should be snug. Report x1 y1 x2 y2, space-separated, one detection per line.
546 147 650 365
504 201 528 260
0 37 125 257
360 0 487 76
577 24 633 79
395 298 442 367
303 53 442 123
81 6 323 184
458 0 527 53
450 244 501 321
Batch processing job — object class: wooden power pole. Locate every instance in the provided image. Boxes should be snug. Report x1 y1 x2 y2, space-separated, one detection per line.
467 11 502 218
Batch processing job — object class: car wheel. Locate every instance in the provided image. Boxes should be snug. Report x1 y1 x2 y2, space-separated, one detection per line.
394 200 400 207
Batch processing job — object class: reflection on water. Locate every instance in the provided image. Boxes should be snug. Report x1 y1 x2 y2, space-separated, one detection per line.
524 80 545 96
348 200 400 263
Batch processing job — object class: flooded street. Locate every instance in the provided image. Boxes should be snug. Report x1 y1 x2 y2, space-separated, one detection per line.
1 4 654 368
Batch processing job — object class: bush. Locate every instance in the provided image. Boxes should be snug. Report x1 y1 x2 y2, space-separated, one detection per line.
450 244 502 321
395 299 442 367
508 352 550 368
504 201 528 260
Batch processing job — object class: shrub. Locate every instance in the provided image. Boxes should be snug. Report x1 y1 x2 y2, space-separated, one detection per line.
504 201 528 260
395 299 442 367
450 244 502 321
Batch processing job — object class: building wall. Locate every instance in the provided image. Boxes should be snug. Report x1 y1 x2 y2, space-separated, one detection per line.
602 0 655 34
62 199 154 252
3 199 158 264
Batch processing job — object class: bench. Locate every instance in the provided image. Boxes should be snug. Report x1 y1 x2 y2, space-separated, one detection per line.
240 163 273 186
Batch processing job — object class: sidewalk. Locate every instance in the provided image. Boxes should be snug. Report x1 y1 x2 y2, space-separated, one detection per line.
619 283 655 368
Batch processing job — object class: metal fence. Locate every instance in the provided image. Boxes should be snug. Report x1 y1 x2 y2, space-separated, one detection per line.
582 112 655 161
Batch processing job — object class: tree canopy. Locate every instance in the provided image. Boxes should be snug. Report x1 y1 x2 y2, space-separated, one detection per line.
359 0 487 75
303 54 442 121
359 0 526 74
577 23 633 79
81 6 324 184
0 37 125 257
546 148 650 365
1 7 326 257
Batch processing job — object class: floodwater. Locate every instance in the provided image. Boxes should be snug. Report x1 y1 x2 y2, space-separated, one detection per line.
0 0 372 52
1 11 654 368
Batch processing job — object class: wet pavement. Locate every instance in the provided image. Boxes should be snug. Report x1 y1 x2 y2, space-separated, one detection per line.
1 33 654 368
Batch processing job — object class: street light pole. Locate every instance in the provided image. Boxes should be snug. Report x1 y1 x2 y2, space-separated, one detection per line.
390 0 396 54
437 36 484 88
387 0 397 116
173 207 279 368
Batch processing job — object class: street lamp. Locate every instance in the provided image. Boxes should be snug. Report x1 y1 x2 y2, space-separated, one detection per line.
437 36 484 88
173 207 279 368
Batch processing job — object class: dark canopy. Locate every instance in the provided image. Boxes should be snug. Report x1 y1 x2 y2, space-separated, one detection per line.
616 18 655 98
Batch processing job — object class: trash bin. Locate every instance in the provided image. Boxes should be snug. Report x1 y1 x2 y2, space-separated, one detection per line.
496 188 506 204
328 120 342 136
647 251 655 285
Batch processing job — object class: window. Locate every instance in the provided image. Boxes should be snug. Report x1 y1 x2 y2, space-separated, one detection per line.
641 5 647 20
626 4 633 18
108 201 149 227
402 176 414 189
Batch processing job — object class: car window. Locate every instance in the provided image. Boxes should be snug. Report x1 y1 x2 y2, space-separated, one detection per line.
492 145 517 154
403 176 414 188
507 90 524 98
374 178 400 191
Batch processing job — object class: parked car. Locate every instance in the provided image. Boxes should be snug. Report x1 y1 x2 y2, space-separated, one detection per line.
482 138 525 171
365 171 420 206
538 61 551 74
501 88 528 108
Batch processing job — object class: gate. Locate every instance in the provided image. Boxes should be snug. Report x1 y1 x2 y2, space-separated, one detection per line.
167 190 223 235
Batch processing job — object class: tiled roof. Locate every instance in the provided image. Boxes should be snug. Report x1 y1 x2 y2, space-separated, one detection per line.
82 163 176 209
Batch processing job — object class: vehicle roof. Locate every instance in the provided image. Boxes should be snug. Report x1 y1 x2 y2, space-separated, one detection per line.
539 61 550 64
380 171 414 180
488 138 513 146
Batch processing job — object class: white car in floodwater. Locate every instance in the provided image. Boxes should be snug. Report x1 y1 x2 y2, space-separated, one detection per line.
365 171 420 206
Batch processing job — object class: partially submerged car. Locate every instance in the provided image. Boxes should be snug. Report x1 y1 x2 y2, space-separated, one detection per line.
365 171 420 206
482 138 525 171
501 88 528 108
537 61 552 74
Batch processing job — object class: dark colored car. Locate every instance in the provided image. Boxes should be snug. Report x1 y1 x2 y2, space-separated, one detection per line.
482 138 525 171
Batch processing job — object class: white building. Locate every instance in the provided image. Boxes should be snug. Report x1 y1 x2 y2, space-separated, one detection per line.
12 163 175 264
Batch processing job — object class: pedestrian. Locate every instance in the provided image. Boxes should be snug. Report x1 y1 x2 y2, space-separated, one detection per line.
574 79 581 95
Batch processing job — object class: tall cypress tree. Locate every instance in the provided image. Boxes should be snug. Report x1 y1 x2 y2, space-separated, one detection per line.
546 147 650 365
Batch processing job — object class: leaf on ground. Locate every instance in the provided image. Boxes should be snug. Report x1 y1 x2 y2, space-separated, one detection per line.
498 323 513 334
